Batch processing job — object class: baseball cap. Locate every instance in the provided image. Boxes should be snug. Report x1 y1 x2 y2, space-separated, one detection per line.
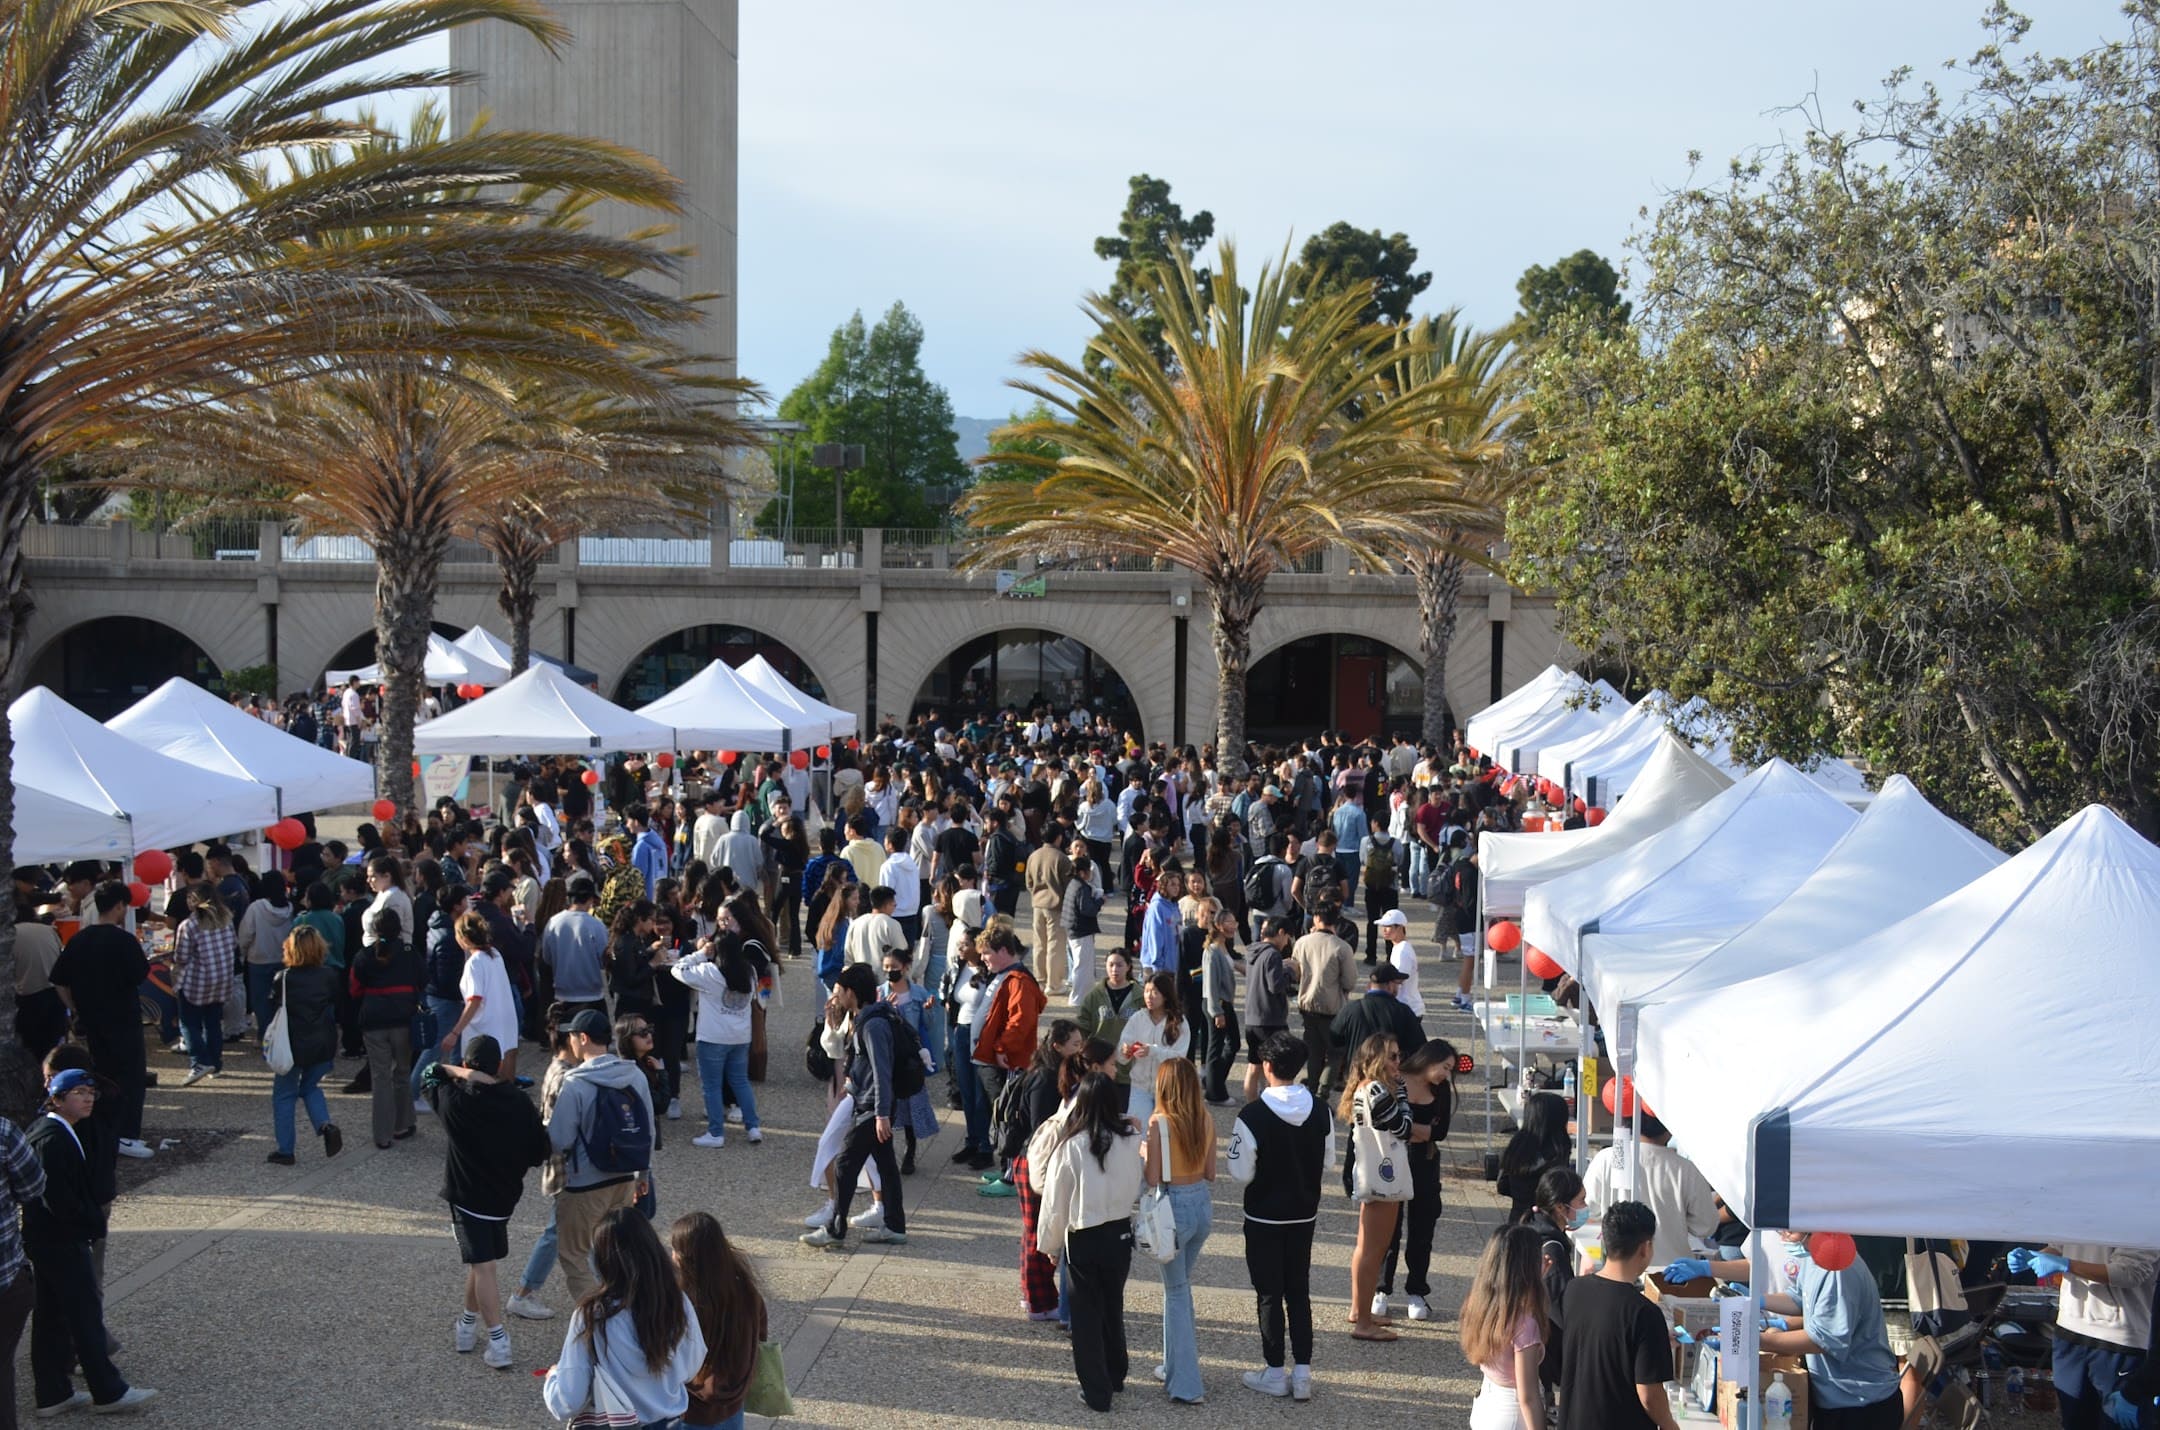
1263 785 1282 798
565 1009 611 1041
46 1068 96 1097
1376 909 1409 930
1369 961 1409 982
461 1035 503 1076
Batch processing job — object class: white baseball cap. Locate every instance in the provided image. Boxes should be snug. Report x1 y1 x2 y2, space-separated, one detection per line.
1375 909 1410 930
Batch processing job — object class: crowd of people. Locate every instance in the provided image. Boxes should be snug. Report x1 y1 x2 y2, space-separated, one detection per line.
6 696 2152 1427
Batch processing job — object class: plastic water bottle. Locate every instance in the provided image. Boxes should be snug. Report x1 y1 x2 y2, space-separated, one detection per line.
1764 1371 1794 1430
2006 1366 2025 1401
1562 1062 1577 1110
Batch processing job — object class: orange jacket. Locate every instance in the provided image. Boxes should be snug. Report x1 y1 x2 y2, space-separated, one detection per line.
973 964 1046 1071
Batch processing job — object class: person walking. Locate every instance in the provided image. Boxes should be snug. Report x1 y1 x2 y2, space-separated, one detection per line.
1228 1032 1333 1403
1378 1037 1455 1322
1374 909 1425 1018
1241 918 1295 1102
1012 1023 1087 1319
1144 1059 1215 1406
24 1070 156 1416
1461 1224 1549 1430
880 946 941 1176
442 909 524 1084
1115 971 1189 1130
172 882 237 1086
1342 1034 1412 1342
1198 912 1242 1104
48 883 153 1160
265 926 343 1166
672 934 761 1150
505 1017 578 1323
671 1211 769 1430
547 1009 657 1304
540 1209 706 1428
1037 1072 1144 1415
801 965 909 1250
424 1034 550 1370
351 906 421 1149
1289 906 1357 1098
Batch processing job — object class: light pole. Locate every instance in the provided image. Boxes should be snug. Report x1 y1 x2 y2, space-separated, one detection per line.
812 442 865 535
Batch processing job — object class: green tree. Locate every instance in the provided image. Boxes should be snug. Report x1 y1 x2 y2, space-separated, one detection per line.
972 401 1067 487
1511 6 2160 842
1296 222 1432 327
1515 248 1632 337
961 241 1492 768
763 302 965 530
1092 174 1215 368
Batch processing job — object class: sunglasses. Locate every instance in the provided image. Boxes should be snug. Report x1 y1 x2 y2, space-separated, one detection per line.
624 1025 652 1037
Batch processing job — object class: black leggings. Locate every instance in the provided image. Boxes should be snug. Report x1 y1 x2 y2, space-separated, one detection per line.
1379 1145 1442 1296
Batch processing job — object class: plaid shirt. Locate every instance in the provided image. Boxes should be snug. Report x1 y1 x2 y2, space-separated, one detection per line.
0 1118 44 1285
174 917 238 1005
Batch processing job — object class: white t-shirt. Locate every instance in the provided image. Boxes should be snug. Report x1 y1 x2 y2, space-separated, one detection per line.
340 686 364 727
1389 937 1424 1018
457 948 521 1054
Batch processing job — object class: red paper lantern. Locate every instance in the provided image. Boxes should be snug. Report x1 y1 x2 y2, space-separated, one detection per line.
580 769 600 786
655 752 675 769
1808 1233 1858 1272
266 818 306 851
126 881 151 908
410 761 421 779
846 737 859 750
370 799 396 822
719 750 739 766
1525 946 1564 980
1585 806 1608 826
1465 747 1480 760
815 745 831 760
1488 920 1523 954
1602 1076 1647 1119
133 849 173 884
1573 796 1587 814
789 749 811 770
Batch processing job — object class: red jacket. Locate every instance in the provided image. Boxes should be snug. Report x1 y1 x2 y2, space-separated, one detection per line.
972 964 1045 1071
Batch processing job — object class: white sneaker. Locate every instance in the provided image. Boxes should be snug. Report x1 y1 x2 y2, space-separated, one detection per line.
482 1331 512 1369
1151 1364 1168 1383
666 1098 681 1121
88 1388 157 1415
453 1314 478 1353
1370 1291 1391 1319
413 1097 432 1115
746 1127 763 1144
505 1293 555 1320
1405 1294 1433 1321
34 1390 90 1416
1290 1366 1312 1402
180 1066 210 1088
850 1203 885 1232
691 1132 726 1149
114 1139 152 1161
802 1200 835 1229
1242 1367 1288 1398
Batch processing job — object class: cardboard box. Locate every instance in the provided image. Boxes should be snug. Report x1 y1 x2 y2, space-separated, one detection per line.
1646 1271 1719 1301
1717 1351 1808 1430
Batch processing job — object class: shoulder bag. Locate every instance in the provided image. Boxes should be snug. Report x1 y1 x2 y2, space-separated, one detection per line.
564 1326 642 1429
1133 1117 1179 1264
262 971 295 1075
744 1336 793 1419
1350 1081 1412 1203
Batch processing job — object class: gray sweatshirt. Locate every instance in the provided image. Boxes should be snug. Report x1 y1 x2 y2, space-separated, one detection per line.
546 1052 656 1190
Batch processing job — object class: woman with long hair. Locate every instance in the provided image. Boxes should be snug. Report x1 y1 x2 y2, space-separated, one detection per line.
1527 1163 1586 1404
1499 1091 1572 1223
670 1211 768 1429
1205 825 1248 942
1037 1073 1145 1414
236 869 295 1044
944 926 993 1166
1013 1020 1087 1321
351 906 420 1149
540 1208 705 1430
1459 1224 1548 1430
1340 1033 1411 1342
1145 1058 1215 1405
172 883 236 1085
607 898 664 1020
813 883 858 1002
674 908 762 1149
264 926 342 1166
1378 1037 1456 1321
1115 971 1189 1130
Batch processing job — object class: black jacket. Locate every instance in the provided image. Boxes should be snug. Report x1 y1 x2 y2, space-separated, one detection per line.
1331 988 1426 1062
270 965 339 1067
351 939 422 1030
25 1114 104 1247
427 1076 550 1218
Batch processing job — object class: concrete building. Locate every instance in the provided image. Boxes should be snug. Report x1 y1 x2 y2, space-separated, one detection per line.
19 521 1570 746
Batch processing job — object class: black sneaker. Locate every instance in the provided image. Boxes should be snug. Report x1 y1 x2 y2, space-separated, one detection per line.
901 1151 917 1176
949 1144 980 1163
265 1151 295 1166
322 1123 344 1158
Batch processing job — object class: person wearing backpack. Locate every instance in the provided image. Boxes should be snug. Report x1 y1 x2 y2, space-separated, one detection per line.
802 965 910 1250
1060 840 1105 1002
1358 827 1401 966
546 1009 656 1306
972 928 1048 1190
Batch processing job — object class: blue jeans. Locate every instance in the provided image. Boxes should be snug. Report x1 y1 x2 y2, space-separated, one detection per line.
411 994 464 1099
1159 1181 1213 1402
955 1042 990 1153
519 1203 558 1293
179 996 223 1072
273 1059 333 1154
695 1041 758 1135
246 963 279 1039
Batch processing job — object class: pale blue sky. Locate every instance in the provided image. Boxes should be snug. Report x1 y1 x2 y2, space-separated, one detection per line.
418 2 2128 416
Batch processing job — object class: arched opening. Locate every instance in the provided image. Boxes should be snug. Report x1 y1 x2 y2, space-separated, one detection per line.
317 622 465 690
911 630 1139 735
611 625 827 705
26 617 224 719
1248 634 1423 747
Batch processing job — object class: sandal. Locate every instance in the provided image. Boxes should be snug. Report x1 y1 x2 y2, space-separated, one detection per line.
1350 1326 1399 1343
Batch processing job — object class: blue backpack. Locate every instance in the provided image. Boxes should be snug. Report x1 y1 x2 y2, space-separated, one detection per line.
576 1081 652 1175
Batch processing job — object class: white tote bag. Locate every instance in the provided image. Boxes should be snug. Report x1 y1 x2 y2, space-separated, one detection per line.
1351 1081 1412 1203
261 972 294 1075
1133 1118 1179 1264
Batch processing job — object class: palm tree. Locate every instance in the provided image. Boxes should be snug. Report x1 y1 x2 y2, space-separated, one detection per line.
961 241 1494 770
0 0 655 1119
1379 313 1529 744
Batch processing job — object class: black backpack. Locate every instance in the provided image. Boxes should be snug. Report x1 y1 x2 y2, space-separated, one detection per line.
575 1080 653 1175
991 1067 1039 1161
1244 856 1281 911
858 1005 926 1100
805 1022 834 1083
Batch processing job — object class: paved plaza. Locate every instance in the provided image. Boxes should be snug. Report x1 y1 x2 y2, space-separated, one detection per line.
89 894 1506 1428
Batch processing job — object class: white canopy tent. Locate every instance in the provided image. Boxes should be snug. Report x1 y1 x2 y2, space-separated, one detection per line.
1533 690 1664 786
326 632 511 689
12 785 134 863
735 655 857 740
1609 776 2003 1078
1463 665 1577 755
449 626 598 685
1525 758 1859 978
108 678 374 817
12 687 279 854
1563 696 1715 806
1637 804 2159 1245
633 661 810 750
1490 684 1632 777
412 664 673 756
1481 732 1735 917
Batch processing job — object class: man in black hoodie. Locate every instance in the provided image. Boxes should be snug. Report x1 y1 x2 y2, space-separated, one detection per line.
424 1035 550 1370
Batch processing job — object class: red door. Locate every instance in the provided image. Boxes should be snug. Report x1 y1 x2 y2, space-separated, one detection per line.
1335 655 1385 744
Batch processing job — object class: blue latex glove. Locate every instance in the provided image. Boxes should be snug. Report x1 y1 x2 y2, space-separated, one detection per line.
1666 1257 1714 1282
2104 1391 2140 1430
1756 1305 1788 1331
2029 1251 2071 1279
1673 1325 1696 1346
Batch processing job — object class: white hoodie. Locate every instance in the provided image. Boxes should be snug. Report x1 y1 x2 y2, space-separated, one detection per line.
1226 1083 1337 1186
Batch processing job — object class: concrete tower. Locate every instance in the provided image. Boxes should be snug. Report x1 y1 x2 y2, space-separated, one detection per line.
450 0 738 373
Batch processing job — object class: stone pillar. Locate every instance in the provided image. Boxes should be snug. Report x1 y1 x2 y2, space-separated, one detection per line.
860 528 883 574
711 495 730 571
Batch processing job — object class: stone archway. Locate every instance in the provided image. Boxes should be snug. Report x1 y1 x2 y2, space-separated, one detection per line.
23 616 227 719
906 628 1143 736
607 623 832 707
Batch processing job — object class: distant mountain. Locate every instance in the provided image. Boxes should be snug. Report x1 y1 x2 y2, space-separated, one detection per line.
952 416 1000 464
